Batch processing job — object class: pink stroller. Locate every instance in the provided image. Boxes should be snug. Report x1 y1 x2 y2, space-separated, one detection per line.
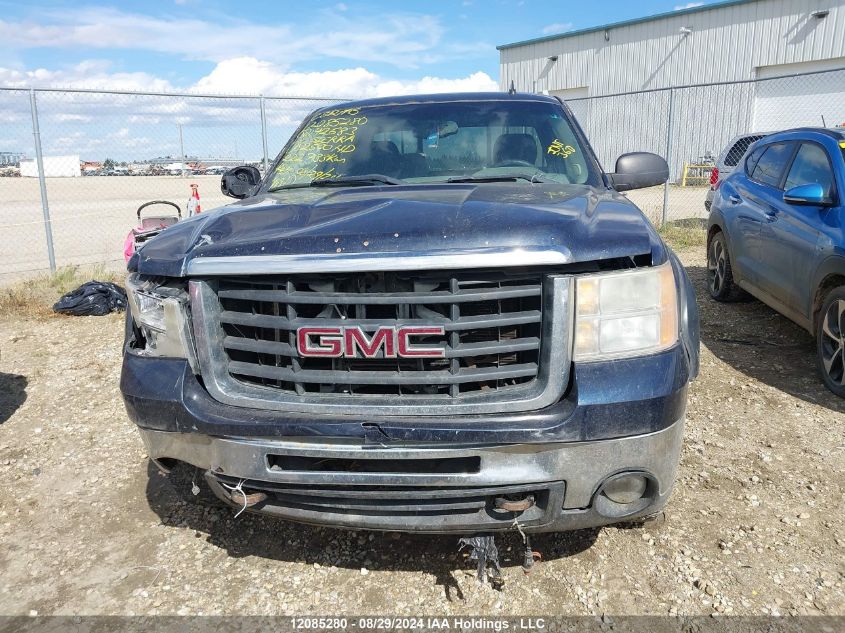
124 200 181 262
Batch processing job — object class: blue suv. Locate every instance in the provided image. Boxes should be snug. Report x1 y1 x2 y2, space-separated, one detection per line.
707 128 845 397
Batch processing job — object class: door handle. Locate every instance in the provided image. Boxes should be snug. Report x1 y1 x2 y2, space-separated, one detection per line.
729 195 741 204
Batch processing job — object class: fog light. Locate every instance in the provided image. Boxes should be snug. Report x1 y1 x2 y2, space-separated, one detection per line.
602 474 648 504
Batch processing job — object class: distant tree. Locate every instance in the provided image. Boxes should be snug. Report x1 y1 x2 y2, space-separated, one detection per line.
103 158 116 169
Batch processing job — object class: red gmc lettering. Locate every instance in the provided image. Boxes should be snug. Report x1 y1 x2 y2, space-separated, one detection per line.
297 326 445 358
297 327 343 357
344 327 396 358
397 326 447 358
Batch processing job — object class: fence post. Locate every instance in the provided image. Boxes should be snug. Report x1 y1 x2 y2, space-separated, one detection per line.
28 88 56 272
259 95 269 174
178 123 186 178
661 87 675 227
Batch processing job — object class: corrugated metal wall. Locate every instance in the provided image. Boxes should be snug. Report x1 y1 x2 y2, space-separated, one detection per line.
500 0 845 95
500 0 845 182
565 69 844 182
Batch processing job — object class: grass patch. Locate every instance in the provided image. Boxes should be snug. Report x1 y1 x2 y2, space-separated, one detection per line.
658 218 707 251
0 264 123 319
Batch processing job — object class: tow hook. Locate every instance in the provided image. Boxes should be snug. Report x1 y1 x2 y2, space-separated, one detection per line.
494 494 535 513
206 471 268 510
221 487 268 507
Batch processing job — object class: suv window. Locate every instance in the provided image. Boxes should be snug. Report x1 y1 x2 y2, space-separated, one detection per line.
785 143 834 198
745 146 766 175
724 134 765 167
750 143 793 188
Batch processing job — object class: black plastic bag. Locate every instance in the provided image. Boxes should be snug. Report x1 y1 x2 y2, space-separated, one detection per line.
458 534 504 587
53 281 127 316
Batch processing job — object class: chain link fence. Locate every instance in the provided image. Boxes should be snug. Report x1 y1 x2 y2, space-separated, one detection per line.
567 67 845 225
0 89 341 281
1 68 843 281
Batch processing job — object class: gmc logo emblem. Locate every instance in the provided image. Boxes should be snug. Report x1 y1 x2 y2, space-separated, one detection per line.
296 326 446 359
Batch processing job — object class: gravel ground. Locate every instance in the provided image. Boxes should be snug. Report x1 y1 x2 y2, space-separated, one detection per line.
0 247 842 617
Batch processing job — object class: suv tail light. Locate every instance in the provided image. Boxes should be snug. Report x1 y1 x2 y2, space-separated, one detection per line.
709 167 719 187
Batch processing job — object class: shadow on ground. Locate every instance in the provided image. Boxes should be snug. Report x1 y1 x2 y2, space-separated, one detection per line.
687 264 845 413
144 461 600 590
0 372 27 424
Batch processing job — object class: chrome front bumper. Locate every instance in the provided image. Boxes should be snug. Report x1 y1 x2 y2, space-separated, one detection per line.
138 419 684 533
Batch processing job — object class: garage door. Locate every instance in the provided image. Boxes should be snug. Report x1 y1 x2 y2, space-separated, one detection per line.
753 59 845 130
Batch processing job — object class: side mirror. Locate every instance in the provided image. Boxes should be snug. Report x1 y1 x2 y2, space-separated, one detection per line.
610 152 669 192
221 165 261 199
783 183 832 207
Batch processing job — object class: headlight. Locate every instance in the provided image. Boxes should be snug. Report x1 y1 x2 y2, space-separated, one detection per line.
573 261 678 361
126 274 197 365
133 289 167 331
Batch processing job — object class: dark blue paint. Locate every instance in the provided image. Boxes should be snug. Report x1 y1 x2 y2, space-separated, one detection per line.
121 345 690 444
135 183 663 277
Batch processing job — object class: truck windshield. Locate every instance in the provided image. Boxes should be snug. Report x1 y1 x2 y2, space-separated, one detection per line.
266 100 600 190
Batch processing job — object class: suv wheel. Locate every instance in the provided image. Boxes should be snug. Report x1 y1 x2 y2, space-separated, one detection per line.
817 287 845 398
707 232 745 301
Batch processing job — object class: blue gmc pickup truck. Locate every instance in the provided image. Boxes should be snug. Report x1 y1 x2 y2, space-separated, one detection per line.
121 92 699 535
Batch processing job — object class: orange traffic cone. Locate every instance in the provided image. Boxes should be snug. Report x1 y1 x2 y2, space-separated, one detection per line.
188 183 202 217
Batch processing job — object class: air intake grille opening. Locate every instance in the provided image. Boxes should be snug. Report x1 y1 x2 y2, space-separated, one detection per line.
267 454 481 474
211 270 544 400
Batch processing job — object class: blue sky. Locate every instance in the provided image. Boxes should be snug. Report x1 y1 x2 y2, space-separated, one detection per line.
0 0 724 161
0 0 723 95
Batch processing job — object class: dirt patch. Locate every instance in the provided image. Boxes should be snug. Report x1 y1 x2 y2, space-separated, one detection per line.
0 248 842 616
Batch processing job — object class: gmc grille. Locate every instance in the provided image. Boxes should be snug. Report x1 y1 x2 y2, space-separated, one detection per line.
190 269 572 416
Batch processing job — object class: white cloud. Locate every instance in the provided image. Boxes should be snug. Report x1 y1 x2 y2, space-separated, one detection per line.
0 56 498 99
541 22 573 35
0 60 174 92
190 57 498 98
0 58 498 161
674 2 703 9
0 6 486 69
371 71 498 97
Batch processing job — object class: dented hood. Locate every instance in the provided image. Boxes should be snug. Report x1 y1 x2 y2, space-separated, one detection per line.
134 183 662 277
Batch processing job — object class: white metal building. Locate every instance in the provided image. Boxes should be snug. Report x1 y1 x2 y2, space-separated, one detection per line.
498 0 845 178
499 0 844 98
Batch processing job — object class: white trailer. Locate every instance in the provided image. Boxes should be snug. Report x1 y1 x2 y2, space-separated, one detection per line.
19 155 81 178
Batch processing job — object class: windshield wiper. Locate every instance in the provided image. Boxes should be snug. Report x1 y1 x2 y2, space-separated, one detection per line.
266 174 403 193
446 173 548 184
266 183 316 192
311 174 404 187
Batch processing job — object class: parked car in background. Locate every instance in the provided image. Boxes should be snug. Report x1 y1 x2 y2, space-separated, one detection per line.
705 131 773 211
707 128 845 397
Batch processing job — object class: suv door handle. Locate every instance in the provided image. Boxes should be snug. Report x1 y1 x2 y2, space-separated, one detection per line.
729 195 741 204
